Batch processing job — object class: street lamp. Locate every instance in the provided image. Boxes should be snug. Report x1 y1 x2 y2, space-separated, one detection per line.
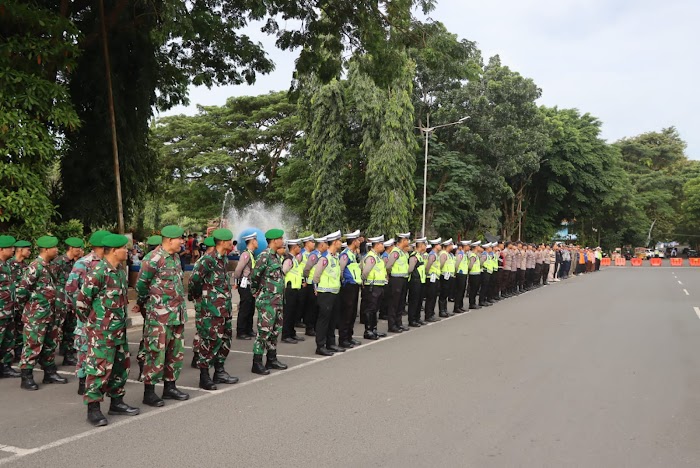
417 115 470 237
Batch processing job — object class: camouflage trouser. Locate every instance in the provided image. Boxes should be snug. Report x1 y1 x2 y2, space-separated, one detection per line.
142 322 184 384
252 300 282 356
60 309 77 354
195 315 232 369
14 308 23 350
20 313 60 370
136 323 146 364
84 328 129 404
74 319 88 378
0 318 14 365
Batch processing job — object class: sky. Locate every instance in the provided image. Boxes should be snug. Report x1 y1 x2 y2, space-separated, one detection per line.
162 0 700 158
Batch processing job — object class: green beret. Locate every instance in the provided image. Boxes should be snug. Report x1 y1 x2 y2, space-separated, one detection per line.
146 235 162 246
65 237 85 248
161 225 184 239
204 237 215 247
0 235 16 248
14 240 31 248
36 236 58 249
103 234 129 248
88 230 111 247
212 228 233 241
265 228 284 240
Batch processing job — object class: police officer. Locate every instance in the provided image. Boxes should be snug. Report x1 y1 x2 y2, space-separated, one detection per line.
385 233 410 333
438 238 455 317
479 243 492 307
313 231 343 355
407 237 427 327
467 241 482 309
303 236 325 337
360 236 387 340
281 239 305 344
424 238 442 322
234 232 258 340
338 230 363 349
454 240 471 313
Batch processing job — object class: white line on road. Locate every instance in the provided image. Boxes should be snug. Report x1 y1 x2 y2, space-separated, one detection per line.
54 370 204 392
684 289 690 296
694 307 700 319
678 281 683 285
125 342 319 361
0 445 33 455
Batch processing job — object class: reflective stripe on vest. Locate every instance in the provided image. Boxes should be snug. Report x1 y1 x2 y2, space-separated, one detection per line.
247 250 256 269
284 256 303 289
341 248 362 285
317 253 341 293
364 251 387 286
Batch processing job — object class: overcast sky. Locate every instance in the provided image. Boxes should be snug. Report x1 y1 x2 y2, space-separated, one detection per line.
162 0 700 158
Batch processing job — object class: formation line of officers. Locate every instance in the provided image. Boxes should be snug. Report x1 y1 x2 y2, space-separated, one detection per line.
0 227 597 427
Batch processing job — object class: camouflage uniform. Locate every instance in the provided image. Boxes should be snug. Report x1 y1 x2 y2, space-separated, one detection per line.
135 247 187 385
135 248 157 368
0 258 15 365
250 248 285 356
189 251 232 368
65 252 102 378
16 257 59 370
51 254 75 354
10 258 27 352
76 259 130 404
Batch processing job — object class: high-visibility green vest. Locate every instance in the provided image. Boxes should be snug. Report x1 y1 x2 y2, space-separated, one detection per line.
440 251 455 275
317 253 341 294
428 253 441 276
485 253 494 274
247 249 256 269
284 255 303 289
457 250 470 274
341 248 362 284
410 251 426 283
300 250 311 274
469 252 481 275
308 250 322 282
492 252 499 271
364 250 387 286
390 249 409 277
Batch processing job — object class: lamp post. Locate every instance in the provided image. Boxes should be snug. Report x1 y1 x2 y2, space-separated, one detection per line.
417 115 470 237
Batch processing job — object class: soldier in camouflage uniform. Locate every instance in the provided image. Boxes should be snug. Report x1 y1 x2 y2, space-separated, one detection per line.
188 235 214 370
64 230 110 395
10 240 31 362
77 234 140 426
51 237 84 367
0 235 20 378
189 229 238 390
16 236 68 390
250 228 288 375
135 225 190 407
136 235 162 381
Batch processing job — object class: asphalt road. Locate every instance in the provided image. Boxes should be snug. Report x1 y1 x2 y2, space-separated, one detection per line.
2 265 700 467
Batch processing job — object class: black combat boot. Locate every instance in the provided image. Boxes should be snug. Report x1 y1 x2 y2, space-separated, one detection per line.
108 397 140 416
265 350 288 370
62 352 77 367
162 381 189 401
0 363 21 378
251 354 270 375
77 377 86 395
42 365 68 384
213 364 238 384
190 352 198 369
20 369 38 390
198 368 218 391
87 402 108 426
143 383 164 407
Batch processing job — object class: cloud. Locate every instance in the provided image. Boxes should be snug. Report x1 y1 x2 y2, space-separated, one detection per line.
161 0 700 158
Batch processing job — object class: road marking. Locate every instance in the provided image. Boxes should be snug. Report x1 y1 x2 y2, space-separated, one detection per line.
694 307 700 319
678 281 683 285
0 298 498 465
684 289 690 296
125 342 319 361
54 370 204 392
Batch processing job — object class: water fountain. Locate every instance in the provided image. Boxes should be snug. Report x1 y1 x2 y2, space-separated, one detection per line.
219 188 234 228
224 201 300 257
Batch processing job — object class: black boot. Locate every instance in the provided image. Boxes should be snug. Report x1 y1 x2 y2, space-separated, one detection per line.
265 350 288 370
62 352 77 367
108 397 140 416
20 369 38 390
43 365 68 384
162 381 189 401
77 377 86 395
143 384 164 407
87 402 108 427
190 352 198 369
199 368 218 390
0 363 21 378
213 364 238 384
251 354 270 375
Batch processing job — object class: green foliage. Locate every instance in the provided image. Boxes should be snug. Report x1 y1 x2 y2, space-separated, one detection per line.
0 0 80 232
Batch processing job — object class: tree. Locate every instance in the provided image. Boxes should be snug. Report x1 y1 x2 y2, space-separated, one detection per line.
0 1 80 234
